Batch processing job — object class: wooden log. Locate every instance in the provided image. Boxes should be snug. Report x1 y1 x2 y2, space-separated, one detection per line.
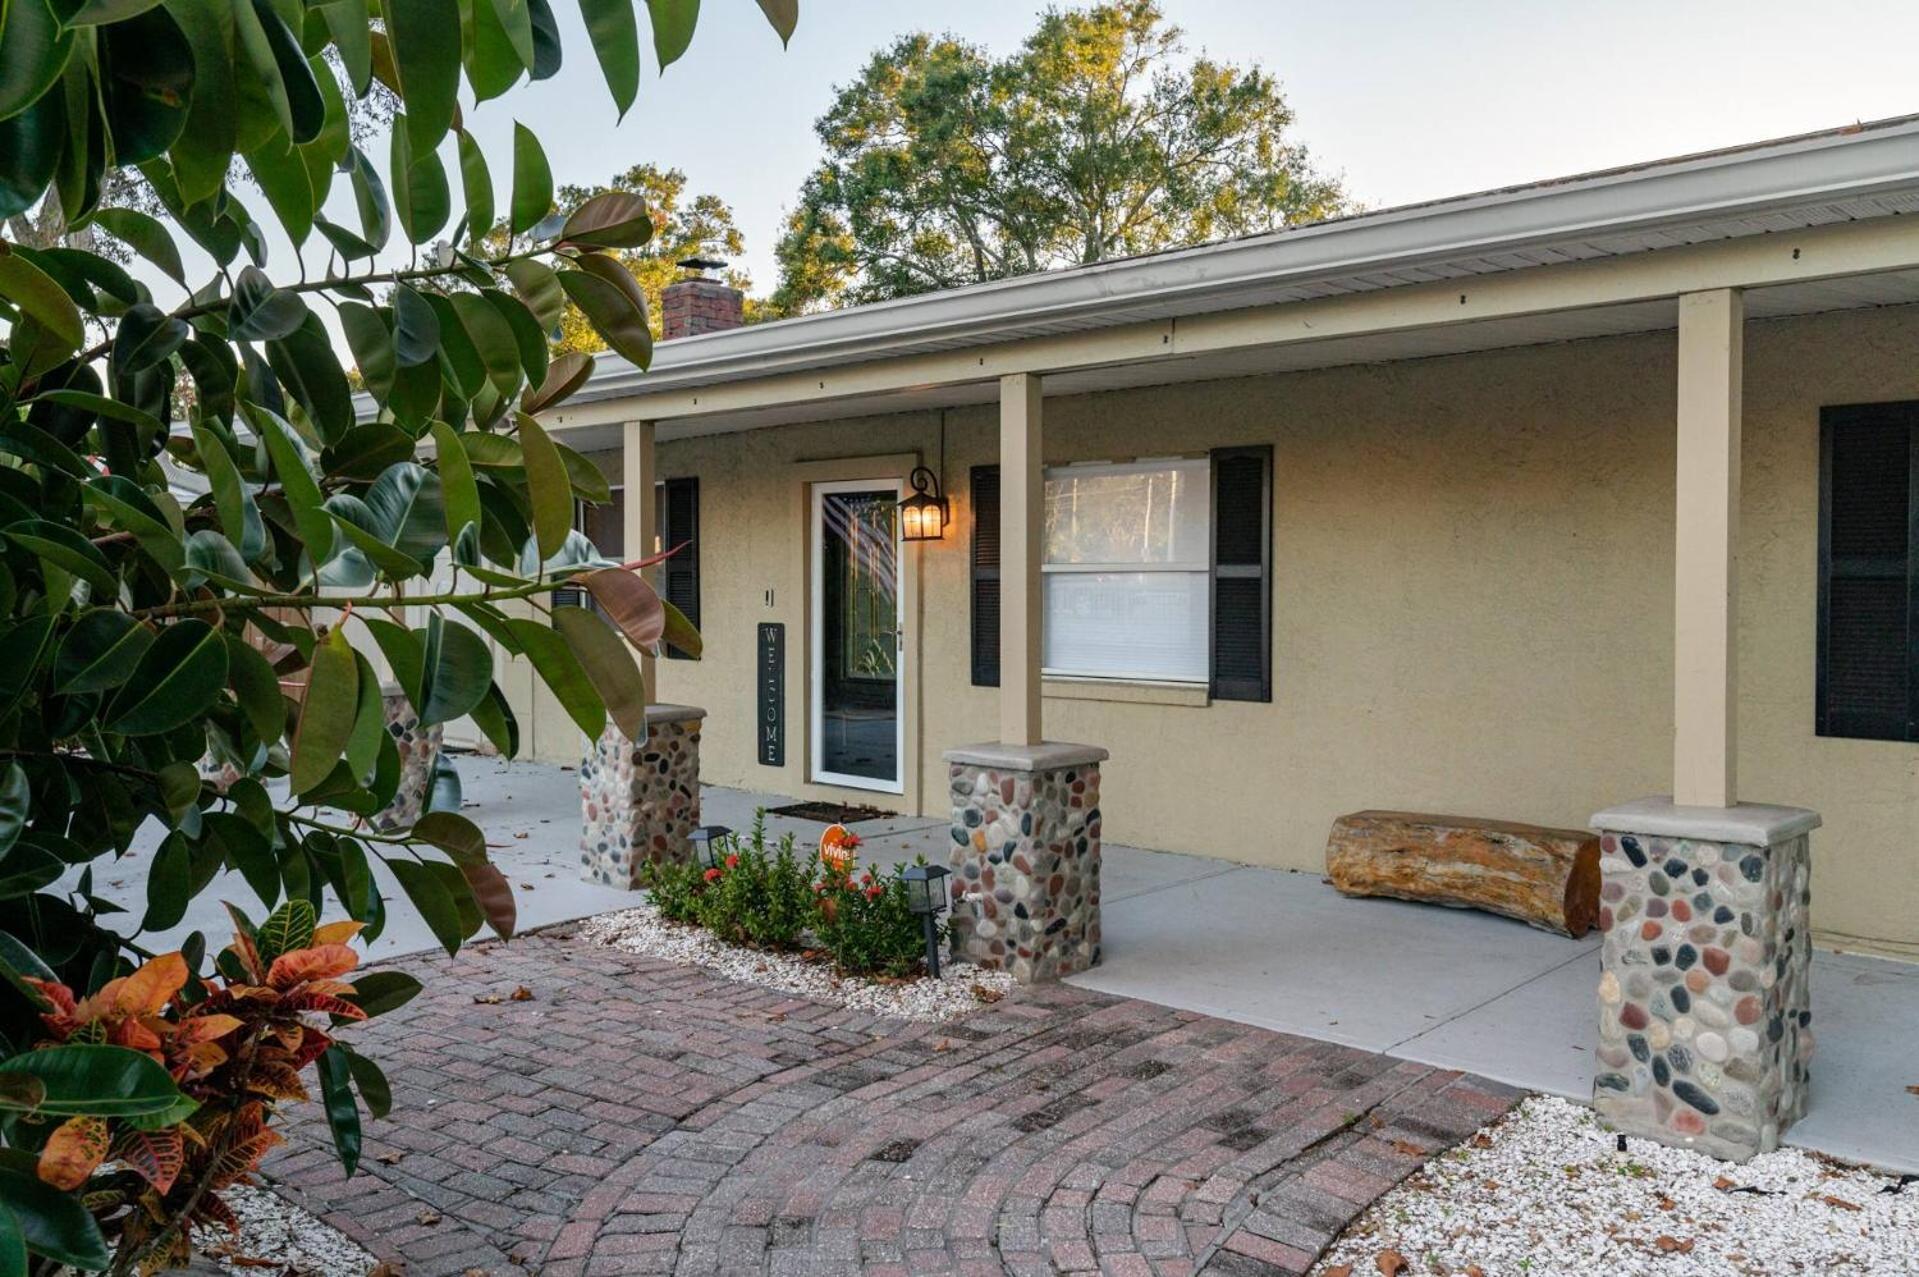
1325 810 1600 937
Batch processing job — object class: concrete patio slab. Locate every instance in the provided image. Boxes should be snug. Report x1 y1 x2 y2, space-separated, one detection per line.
1072 851 1919 1175
1073 863 1601 1054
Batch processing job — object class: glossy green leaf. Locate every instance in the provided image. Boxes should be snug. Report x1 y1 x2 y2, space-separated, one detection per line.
338 301 396 403
424 291 485 398
0 1163 110 1270
420 617 489 726
0 1202 25 1277
161 0 238 203
0 247 82 352
347 969 423 1018
560 190 653 248
327 495 425 579
184 528 252 585
84 476 186 574
6 520 117 596
343 1047 392 1118
645 0 700 69
225 631 285 745
390 120 451 245
317 1046 363 1174
505 616 604 737
554 604 647 740
0 764 26 858
580 0 640 119
515 412 572 560
756 0 797 44
97 6 196 164
107 618 227 735
392 284 441 368
505 257 564 332
291 626 357 794
389 0 461 156
228 266 308 342
411 809 487 865
93 208 185 286
466 680 520 757
466 0 533 101
252 404 334 563
364 462 448 564
344 654 385 783
431 421 482 543
347 144 392 252
265 312 355 442
243 129 316 246
143 830 192 929
556 265 652 368
191 425 266 562
388 857 465 956
527 0 563 78
456 127 495 248
248 0 324 143
322 0 374 94
483 287 548 388
450 291 523 400
0 80 63 222
0 0 75 122
0 842 61 898
522 350 594 415
112 302 190 375
508 121 552 235
554 440 612 503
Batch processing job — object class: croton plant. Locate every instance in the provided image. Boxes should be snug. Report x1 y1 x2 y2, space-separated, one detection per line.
0 1 796 1272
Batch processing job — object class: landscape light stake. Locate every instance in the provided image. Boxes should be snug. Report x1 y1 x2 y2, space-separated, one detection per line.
901 863 952 978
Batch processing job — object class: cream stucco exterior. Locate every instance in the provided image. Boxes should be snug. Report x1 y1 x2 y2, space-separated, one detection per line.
498 303 1919 960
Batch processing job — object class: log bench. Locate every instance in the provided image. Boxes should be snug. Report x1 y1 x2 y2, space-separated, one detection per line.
1325 810 1601 937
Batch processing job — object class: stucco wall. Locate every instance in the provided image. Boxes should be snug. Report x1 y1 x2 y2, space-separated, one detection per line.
536 304 1919 958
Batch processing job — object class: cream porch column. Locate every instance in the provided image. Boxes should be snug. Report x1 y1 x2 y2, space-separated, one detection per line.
942 373 1108 982
580 420 705 887
1590 288 1817 1161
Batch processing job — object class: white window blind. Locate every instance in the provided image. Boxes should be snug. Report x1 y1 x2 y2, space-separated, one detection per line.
1041 459 1210 682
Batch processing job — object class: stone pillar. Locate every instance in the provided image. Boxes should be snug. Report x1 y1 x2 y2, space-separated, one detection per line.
370 684 444 834
1590 798 1817 1160
943 742 1108 983
579 704 705 887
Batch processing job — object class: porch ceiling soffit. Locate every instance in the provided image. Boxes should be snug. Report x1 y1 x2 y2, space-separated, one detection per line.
540 215 1919 441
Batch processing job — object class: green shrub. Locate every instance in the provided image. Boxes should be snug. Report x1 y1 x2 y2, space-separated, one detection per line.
639 812 944 978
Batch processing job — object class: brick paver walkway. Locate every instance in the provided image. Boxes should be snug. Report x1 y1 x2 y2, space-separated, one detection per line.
266 932 1521 1276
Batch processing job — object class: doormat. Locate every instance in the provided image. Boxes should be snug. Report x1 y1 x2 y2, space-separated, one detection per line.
768 800 894 825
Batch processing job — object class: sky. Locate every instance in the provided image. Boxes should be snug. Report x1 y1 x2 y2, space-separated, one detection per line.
479 0 1919 295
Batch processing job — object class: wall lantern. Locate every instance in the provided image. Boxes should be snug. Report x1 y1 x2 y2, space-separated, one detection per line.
899 466 949 542
900 862 952 978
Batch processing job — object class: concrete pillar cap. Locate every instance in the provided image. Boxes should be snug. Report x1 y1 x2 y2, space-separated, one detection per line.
1590 795 1820 846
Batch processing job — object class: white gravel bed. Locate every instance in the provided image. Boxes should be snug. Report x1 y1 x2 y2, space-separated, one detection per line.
1312 1095 1919 1276
195 1182 379 1274
573 899 1018 1021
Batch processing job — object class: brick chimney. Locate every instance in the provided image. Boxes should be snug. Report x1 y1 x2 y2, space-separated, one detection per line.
661 257 744 340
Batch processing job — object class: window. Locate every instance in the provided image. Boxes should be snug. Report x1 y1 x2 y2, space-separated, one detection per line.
970 447 1271 701
571 478 701 659
1818 402 1918 741
1042 459 1211 682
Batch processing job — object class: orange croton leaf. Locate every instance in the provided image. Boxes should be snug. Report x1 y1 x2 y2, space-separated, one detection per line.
175 1013 244 1045
266 943 359 990
114 1126 186 1195
282 990 366 1020
246 1060 310 1103
311 920 366 946
37 1116 111 1190
117 952 189 1015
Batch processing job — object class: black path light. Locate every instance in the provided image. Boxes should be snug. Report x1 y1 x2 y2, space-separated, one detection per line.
690 825 733 871
900 862 952 978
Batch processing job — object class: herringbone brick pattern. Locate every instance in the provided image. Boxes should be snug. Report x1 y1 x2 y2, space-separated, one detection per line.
265 931 1520 1275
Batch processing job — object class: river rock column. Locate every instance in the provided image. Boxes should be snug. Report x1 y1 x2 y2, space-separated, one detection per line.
370 684 444 834
580 705 705 888
942 742 1108 983
1590 798 1818 1160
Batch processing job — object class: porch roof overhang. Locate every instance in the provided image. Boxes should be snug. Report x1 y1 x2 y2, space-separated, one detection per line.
538 115 1919 447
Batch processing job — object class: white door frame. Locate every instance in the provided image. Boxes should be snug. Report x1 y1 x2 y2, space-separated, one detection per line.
809 477 906 794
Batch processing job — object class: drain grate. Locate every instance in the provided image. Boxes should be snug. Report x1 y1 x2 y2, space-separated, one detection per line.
769 800 894 824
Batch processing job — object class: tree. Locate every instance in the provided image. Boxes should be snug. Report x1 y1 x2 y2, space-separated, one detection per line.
771 0 1345 314
0 0 795 1272
492 164 758 353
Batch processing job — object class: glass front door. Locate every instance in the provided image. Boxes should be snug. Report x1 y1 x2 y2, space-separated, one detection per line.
811 482 903 791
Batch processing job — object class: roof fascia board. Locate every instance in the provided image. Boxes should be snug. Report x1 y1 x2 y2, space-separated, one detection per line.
540 214 1919 433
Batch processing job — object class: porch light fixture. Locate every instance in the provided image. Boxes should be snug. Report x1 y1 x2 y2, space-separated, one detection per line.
690 825 733 871
899 465 949 542
899 862 951 978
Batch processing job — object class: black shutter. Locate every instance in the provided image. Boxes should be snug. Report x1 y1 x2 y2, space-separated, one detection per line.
1817 403 1918 741
1210 446 1272 702
970 465 1000 687
658 477 700 660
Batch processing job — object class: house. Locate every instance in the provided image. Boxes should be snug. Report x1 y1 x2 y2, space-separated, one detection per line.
501 115 1919 969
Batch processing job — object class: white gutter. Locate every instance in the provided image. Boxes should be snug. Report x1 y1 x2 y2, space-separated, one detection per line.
564 115 1919 406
